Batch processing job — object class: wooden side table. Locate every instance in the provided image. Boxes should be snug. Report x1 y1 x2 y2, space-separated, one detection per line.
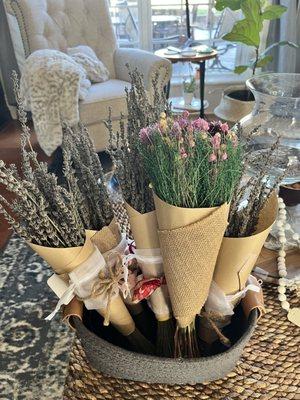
155 47 218 118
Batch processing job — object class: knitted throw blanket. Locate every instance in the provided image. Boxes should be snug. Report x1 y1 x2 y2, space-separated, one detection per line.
20 49 91 156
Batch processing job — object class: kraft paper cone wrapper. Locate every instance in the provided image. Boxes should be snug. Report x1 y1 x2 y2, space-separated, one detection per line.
63 297 83 329
126 203 171 321
154 193 230 328
241 276 266 320
214 193 278 296
28 234 95 275
199 276 265 345
63 295 135 335
31 219 135 336
87 220 135 336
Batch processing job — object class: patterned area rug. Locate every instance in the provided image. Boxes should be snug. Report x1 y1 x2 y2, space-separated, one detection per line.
0 236 73 400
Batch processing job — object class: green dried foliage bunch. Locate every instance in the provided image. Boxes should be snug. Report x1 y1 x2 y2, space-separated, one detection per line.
0 73 85 247
107 67 170 213
226 127 286 238
61 123 114 230
138 114 243 208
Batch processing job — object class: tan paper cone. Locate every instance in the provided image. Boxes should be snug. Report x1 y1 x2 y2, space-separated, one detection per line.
88 219 136 335
126 203 171 320
98 294 135 336
28 235 95 275
154 193 230 328
31 220 135 337
241 276 266 320
63 297 83 329
214 193 278 295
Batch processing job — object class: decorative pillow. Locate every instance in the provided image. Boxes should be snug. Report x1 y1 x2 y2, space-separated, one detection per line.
67 45 109 83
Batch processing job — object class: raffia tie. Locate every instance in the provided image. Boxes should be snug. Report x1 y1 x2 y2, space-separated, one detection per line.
200 310 231 347
79 253 125 326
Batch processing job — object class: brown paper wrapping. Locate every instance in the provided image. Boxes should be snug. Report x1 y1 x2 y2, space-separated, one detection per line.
87 219 135 336
199 278 265 344
154 193 230 328
63 297 83 329
214 193 278 295
126 203 171 321
30 219 135 335
62 295 135 335
241 276 266 320
28 235 95 275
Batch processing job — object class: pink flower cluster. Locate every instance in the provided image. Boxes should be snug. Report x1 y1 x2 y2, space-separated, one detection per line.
139 111 238 162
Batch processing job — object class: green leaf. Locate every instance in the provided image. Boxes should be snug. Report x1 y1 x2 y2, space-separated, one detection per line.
256 55 273 68
241 0 263 32
234 65 249 74
262 40 299 56
215 0 241 11
223 19 260 47
261 5 287 20
241 0 261 21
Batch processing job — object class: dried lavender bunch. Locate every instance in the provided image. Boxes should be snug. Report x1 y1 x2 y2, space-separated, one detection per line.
61 123 114 230
0 73 86 247
107 67 170 213
226 134 286 238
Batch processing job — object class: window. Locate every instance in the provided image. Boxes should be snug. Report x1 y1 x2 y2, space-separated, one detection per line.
109 1 249 76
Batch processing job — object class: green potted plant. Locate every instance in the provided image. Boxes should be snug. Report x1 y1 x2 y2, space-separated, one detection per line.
183 76 196 105
214 0 298 122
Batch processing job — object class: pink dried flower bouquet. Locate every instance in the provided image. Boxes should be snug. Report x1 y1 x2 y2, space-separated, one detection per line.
139 111 243 209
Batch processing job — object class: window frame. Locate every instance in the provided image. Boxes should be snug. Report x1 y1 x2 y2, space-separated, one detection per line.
110 1 267 80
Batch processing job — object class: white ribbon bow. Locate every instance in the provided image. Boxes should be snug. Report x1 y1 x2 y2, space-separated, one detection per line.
46 234 128 320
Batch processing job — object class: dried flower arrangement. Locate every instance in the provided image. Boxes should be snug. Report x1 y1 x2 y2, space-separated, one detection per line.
211 129 282 339
107 68 174 357
0 72 155 355
61 123 113 231
1 69 286 364
0 74 85 248
226 136 285 238
139 113 242 208
138 111 243 357
108 68 169 213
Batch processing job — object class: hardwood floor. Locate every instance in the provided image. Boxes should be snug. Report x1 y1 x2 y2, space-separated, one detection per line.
0 120 52 249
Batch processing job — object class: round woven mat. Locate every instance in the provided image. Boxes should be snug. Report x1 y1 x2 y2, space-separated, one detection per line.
63 284 299 399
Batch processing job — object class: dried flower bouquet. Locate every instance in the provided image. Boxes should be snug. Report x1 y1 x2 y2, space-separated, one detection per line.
139 112 243 357
213 136 281 300
107 68 174 356
202 133 283 346
0 74 154 355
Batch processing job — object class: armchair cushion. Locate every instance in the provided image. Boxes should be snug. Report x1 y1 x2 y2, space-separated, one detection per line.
114 48 172 90
79 79 129 126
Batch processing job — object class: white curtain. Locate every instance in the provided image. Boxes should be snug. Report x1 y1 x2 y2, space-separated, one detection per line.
266 0 300 73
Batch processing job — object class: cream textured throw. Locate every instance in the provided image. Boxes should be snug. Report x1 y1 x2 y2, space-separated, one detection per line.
20 49 91 156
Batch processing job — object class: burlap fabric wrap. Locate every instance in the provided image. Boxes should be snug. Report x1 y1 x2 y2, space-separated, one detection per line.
214 193 278 295
64 284 300 399
154 194 230 328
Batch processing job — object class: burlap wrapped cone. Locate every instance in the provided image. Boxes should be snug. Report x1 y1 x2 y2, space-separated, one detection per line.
213 193 278 296
125 203 171 321
28 220 136 337
153 194 230 329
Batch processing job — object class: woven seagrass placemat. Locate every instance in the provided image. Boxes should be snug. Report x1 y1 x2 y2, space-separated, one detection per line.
63 284 300 400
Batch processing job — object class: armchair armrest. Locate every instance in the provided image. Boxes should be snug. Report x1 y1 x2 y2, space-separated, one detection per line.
114 48 172 90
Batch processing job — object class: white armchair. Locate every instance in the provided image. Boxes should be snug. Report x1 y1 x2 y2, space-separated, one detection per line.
0 0 172 151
